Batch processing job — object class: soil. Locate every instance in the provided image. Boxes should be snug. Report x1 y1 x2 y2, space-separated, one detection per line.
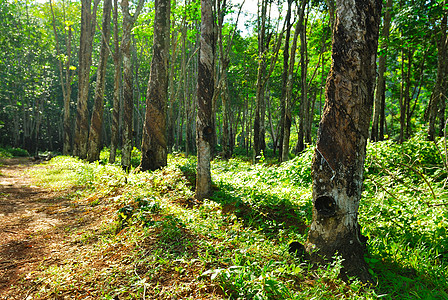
0 158 93 298
0 158 222 300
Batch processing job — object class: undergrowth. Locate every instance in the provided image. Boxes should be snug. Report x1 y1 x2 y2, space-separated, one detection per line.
0 146 29 158
14 136 448 299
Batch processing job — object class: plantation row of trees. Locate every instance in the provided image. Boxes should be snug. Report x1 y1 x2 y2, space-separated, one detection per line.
0 0 446 161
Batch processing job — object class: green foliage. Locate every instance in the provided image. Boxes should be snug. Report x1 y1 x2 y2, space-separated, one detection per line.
22 140 448 298
360 137 448 298
0 147 29 158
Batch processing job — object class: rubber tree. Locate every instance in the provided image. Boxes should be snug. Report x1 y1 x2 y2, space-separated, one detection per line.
140 0 171 171
305 0 382 282
427 0 448 141
195 0 215 200
371 0 392 142
109 0 121 164
73 0 100 159
120 0 144 170
49 0 74 156
87 0 112 162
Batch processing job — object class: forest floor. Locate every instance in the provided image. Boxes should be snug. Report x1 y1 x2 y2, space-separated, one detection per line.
0 158 61 295
0 157 225 299
1 142 447 299
0 158 95 298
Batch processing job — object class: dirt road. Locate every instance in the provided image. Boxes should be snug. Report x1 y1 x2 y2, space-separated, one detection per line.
0 158 85 298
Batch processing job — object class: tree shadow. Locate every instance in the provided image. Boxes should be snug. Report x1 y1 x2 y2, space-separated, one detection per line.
211 182 309 235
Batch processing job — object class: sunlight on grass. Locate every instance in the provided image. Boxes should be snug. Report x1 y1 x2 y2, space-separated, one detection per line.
16 138 448 299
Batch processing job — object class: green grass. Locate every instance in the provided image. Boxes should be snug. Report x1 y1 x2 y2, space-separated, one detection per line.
17 138 448 299
0 146 29 158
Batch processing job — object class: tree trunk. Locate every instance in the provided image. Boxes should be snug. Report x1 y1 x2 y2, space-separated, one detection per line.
282 1 304 161
196 0 215 200
109 0 121 163
49 0 73 155
278 0 292 162
167 17 178 152
217 0 242 159
73 0 100 159
140 0 171 171
427 8 448 141
292 0 308 155
305 0 381 283
371 0 392 142
120 0 144 169
64 27 73 155
87 0 112 162
253 0 268 161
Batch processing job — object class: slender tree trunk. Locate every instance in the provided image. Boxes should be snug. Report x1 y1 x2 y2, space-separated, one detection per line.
282 1 304 161
292 0 308 155
253 0 268 161
109 0 121 163
64 27 73 155
120 0 144 169
325 0 335 31
305 0 381 283
74 0 100 159
49 0 73 155
87 0 112 162
427 8 448 141
217 0 231 159
371 0 392 142
302 19 312 146
404 48 414 139
278 0 292 162
216 0 243 159
140 0 171 171
196 0 215 200
167 17 178 152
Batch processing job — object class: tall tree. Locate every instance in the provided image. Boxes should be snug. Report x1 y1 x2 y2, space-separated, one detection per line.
278 0 293 162
73 0 100 159
140 0 171 171
371 0 392 142
120 0 144 170
253 0 268 160
284 0 307 158
216 0 244 159
49 0 74 155
195 0 215 200
109 0 121 163
427 0 448 141
305 0 381 282
87 0 112 162
296 10 311 154
253 1 286 161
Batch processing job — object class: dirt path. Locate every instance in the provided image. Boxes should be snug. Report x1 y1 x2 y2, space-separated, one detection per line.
0 158 88 298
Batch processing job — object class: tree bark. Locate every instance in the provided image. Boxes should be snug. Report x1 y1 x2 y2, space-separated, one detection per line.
49 0 73 155
87 0 112 162
253 0 268 161
290 0 308 155
427 7 448 141
371 0 392 142
120 0 144 170
73 0 100 159
196 0 215 200
140 0 171 171
109 0 121 164
305 0 381 283
216 0 242 159
295 4 310 155
278 0 292 162
167 17 178 152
